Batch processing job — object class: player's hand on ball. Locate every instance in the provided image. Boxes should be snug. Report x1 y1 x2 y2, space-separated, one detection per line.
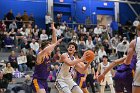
97 74 105 83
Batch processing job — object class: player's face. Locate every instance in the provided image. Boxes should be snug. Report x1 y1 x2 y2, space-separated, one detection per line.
103 57 107 62
67 45 76 54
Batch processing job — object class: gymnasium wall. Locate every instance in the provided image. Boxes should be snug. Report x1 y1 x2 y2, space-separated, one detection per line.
53 0 115 24
119 3 137 25
0 0 139 28
0 0 46 28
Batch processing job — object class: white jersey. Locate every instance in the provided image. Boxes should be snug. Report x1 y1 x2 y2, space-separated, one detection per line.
135 37 140 61
100 62 112 77
56 53 75 80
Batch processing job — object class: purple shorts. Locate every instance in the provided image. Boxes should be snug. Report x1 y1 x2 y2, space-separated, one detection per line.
31 78 48 92
114 75 133 93
76 77 87 88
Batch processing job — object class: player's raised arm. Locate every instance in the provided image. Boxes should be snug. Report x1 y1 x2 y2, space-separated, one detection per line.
124 39 136 65
97 56 126 83
51 22 57 44
37 38 63 64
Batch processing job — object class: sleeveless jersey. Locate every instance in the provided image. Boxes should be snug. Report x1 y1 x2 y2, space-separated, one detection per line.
135 37 140 61
100 62 112 77
56 53 75 80
33 54 51 80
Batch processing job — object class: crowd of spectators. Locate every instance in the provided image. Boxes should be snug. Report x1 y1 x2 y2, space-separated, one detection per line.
0 9 138 92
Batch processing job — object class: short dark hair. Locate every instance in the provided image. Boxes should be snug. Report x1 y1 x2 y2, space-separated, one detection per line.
41 40 50 50
103 55 108 59
67 42 78 51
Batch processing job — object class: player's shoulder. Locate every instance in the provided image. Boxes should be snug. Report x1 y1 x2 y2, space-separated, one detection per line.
60 53 69 59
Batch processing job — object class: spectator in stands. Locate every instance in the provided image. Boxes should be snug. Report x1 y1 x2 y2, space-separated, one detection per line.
16 13 23 29
60 22 66 33
45 13 52 36
16 29 24 48
29 13 34 22
8 51 18 69
0 20 6 32
110 35 119 55
71 35 79 44
21 38 30 54
32 25 39 40
17 50 27 72
22 11 29 22
30 39 39 53
40 29 48 41
4 33 14 51
79 25 87 36
116 40 129 58
101 26 110 40
86 35 95 49
78 36 86 56
20 28 26 36
102 39 111 55
25 24 32 37
5 9 15 20
56 13 63 25
93 35 101 45
9 20 17 31
0 71 9 93
56 26 63 38
98 46 107 61
64 29 72 43
110 18 118 37
26 48 36 70
16 13 22 21
3 62 14 82
94 25 102 36
52 46 61 63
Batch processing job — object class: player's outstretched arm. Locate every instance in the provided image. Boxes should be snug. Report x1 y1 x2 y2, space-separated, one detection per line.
75 62 90 74
51 22 57 44
37 38 63 64
97 56 126 83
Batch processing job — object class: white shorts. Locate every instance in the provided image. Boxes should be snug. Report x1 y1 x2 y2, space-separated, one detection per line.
55 79 78 92
100 76 113 86
133 61 140 86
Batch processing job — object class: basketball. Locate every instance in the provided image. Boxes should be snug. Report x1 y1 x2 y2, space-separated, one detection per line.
84 50 95 63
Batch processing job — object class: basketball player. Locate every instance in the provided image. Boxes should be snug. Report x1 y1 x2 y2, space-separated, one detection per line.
55 42 91 93
96 55 115 93
98 24 140 93
31 22 62 93
113 55 137 93
74 52 89 93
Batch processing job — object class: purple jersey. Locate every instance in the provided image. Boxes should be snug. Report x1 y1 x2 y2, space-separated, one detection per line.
76 71 87 88
114 55 137 80
33 55 51 80
113 55 137 93
77 71 85 78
